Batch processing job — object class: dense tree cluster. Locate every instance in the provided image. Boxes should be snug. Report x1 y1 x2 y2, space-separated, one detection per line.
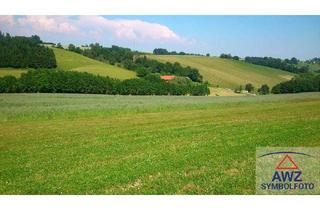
0 32 56 69
133 56 203 82
244 56 309 74
272 73 320 94
153 48 204 56
71 43 134 65
219 53 240 60
0 70 210 96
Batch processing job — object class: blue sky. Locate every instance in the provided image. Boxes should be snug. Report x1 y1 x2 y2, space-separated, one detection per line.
0 16 319 59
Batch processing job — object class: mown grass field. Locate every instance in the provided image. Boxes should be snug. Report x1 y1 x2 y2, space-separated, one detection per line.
0 68 27 78
148 55 294 88
52 48 136 80
1 93 320 194
0 48 136 80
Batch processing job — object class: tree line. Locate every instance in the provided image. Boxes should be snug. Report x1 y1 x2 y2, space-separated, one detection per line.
219 53 240 61
306 57 320 64
244 56 309 74
234 83 270 95
64 43 203 82
271 73 320 94
0 32 56 69
153 48 205 56
0 69 209 96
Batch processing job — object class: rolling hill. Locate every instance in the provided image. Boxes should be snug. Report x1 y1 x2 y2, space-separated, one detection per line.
148 55 295 88
52 47 136 80
0 47 136 80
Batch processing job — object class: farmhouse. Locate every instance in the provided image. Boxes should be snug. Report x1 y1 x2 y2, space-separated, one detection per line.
160 75 176 81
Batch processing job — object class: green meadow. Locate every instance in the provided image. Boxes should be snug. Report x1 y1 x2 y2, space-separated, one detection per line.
148 55 294 88
1 93 319 194
0 68 27 78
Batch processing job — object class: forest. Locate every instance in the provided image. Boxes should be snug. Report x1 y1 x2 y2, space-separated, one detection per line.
0 32 56 69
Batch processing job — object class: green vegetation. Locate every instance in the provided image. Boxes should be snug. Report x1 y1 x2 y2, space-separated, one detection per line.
0 32 56 69
153 48 204 56
148 55 294 88
258 84 270 95
52 47 136 80
0 93 319 194
0 69 209 96
244 56 309 74
272 73 320 94
220 53 240 61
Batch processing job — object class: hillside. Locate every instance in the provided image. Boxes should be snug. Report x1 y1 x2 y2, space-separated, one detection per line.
0 48 136 80
52 48 136 80
148 55 294 88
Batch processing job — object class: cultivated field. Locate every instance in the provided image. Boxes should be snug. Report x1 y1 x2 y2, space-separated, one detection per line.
1 93 319 194
148 55 294 88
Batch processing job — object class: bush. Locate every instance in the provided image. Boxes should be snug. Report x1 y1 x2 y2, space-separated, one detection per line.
0 76 20 93
245 83 254 93
258 84 270 95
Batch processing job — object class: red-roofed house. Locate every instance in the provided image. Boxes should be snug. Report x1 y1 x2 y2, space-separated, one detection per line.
160 75 176 81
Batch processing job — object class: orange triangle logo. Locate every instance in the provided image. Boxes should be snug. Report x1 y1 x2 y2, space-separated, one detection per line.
275 154 299 170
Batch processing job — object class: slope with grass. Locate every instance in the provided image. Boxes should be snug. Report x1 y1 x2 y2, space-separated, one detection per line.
0 48 136 80
0 68 27 78
1 93 319 194
148 55 294 89
52 47 136 80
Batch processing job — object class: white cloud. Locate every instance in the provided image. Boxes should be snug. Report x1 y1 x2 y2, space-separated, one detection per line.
17 16 77 33
0 15 193 46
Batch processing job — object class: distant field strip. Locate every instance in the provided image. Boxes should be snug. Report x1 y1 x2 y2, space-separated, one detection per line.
148 55 294 88
0 93 319 194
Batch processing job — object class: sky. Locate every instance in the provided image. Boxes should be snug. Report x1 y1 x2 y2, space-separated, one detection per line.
0 15 319 59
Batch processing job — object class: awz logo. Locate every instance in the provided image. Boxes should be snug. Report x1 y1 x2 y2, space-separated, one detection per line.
259 152 315 191
272 154 302 182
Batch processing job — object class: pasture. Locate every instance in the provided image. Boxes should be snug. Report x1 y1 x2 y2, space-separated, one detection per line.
0 93 319 194
148 55 294 88
52 48 136 80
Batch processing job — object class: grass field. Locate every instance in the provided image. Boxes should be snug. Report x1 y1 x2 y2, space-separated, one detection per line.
1 93 319 194
0 68 28 78
148 55 294 88
52 48 136 80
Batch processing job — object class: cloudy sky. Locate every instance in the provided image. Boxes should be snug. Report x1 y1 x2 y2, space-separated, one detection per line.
0 15 319 59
